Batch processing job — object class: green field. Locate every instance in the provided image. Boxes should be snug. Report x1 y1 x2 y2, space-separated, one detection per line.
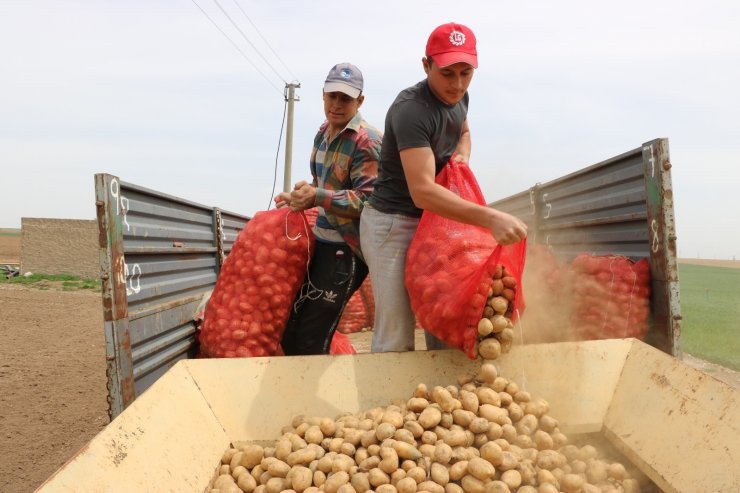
679 264 740 371
0 273 100 291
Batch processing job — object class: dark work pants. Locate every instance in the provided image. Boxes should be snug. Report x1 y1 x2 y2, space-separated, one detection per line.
281 240 368 355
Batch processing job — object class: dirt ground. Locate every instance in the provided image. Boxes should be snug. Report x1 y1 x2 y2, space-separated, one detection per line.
0 285 108 493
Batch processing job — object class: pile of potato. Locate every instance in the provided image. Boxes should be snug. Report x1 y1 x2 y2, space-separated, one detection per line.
476 266 518 361
209 362 642 493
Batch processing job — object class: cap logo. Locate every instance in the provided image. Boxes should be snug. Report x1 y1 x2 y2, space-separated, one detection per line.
340 69 351 79
449 30 466 46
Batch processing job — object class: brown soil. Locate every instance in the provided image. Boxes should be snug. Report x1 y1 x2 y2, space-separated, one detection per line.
0 284 108 493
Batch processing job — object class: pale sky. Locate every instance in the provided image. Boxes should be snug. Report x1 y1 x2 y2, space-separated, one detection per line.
1 0 739 259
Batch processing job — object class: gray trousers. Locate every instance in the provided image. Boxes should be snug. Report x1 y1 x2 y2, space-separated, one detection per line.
360 206 447 352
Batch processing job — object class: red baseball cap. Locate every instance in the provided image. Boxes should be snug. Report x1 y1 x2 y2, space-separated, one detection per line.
425 22 478 68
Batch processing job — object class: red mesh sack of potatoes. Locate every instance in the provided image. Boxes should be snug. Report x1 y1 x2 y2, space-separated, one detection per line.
405 159 527 358
569 254 651 340
199 208 315 357
337 276 375 334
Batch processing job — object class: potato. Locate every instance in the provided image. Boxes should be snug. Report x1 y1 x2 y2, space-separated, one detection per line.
396 477 417 493
239 444 265 469
560 473 585 493
478 338 502 360
237 472 257 493
222 447 238 465
231 465 247 480
500 469 522 490
379 447 399 474
287 448 317 466
214 474 237 490
417 480 445 493
460 474 485 493
448 460 468 481
289 466 313 493
323 471 350 493
478 404 509 425
431 386 458 412
452 409 476 428
533 430 554 450
607 462 628 480
265 477 288 493
467 457 495 480
479 441 503 466
406 465 427 483
469 417 490 435
376 422 397 441
459 390 479 413
478 318 494 337
418 406 443 429
376 484 396 493
393 441 422 460
485 480 510 493
350 472 371 493
443 428 468 447
368 467 390 487
430 461 450 485
537 484 559 493
475 387 501 407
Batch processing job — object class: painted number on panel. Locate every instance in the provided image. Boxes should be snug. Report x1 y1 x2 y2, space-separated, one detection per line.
124 261 142 296
643 144 655 178
109 178 131 231
542 193 552 219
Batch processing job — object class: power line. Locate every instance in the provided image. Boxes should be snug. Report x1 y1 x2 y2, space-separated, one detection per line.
189 0 283 95
211 0 289 84
230 0 298 82
267 98 289 211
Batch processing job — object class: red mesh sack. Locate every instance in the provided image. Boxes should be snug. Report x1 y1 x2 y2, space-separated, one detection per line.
199 208 315 357
570 254 651 340
337 276 375 334
406 160 527 358
329 331 357 355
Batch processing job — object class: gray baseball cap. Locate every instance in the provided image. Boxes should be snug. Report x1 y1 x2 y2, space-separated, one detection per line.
323 63 363 99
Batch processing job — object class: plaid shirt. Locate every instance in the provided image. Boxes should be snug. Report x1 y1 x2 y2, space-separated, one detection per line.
311 112 382 261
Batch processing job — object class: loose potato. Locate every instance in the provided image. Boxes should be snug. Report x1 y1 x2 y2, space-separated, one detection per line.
485 480 510 493
418 406 443 429
467 457 495 481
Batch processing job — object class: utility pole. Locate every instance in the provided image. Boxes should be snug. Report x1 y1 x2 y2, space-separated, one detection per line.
283 82 300 193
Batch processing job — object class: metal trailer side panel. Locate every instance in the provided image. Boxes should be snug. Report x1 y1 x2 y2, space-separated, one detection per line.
490 137 681 355
94 173 249 418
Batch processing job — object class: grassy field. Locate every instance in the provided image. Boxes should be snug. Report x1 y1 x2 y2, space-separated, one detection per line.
0 273 100 291
679 263 740 371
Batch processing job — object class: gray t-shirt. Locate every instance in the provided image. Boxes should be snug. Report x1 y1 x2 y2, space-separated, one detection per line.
368 79 469 217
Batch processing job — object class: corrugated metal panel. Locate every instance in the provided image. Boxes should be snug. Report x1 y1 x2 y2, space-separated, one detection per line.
95 173 249 417
490 138 681 355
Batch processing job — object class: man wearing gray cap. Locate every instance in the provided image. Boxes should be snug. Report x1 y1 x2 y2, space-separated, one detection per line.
276 63 383 355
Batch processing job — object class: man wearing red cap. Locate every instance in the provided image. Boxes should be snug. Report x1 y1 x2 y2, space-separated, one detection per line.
360 23 527 353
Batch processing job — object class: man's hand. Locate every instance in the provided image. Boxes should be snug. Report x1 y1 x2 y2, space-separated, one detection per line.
288 181 317 211
274 192 291 208
488 209 528 246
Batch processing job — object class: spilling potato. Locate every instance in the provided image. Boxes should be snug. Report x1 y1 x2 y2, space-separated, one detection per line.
476 265 520 360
